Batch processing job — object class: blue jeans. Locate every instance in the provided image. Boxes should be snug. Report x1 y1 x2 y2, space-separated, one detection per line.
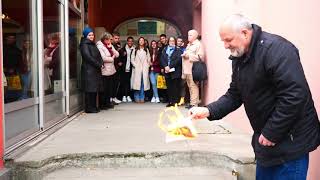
20 71 31 99
134 77 145 101
256 154 309 180
149 72 159 98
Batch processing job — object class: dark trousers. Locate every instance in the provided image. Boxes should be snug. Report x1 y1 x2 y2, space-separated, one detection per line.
85 92 98 112
112 71 121 98
256 154 309 180
166 77 181 104
120 71 131 97
100 75 115 107
180 79 190 103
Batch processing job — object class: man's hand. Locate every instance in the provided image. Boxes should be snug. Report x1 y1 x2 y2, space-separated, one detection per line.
259 134 276 147
188 107 210 120
165 66 170 73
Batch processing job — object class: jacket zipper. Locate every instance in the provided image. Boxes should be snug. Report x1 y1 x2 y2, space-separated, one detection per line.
290 134 294 141
237 65 240 83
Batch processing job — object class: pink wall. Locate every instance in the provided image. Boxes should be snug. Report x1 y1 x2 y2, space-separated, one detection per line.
192 0 202 33
201 0 320 179
201 0 262 133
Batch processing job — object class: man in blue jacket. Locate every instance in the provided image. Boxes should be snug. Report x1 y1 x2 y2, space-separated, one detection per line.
189 14 320 180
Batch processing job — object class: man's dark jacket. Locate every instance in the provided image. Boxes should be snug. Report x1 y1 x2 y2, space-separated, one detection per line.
118 46 133 74
206 24 320 167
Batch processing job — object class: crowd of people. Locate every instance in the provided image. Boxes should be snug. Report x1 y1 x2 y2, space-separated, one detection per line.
80 27 205 113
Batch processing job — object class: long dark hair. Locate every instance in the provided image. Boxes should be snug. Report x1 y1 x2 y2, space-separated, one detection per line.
168 36 177 46
135 37 148 54
149 40 158 58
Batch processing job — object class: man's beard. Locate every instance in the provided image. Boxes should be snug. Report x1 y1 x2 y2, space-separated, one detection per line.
230 46 245 57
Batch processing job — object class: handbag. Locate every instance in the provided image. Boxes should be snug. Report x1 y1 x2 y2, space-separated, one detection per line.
192 55 207 81
7 74 22 90
157 75 167 89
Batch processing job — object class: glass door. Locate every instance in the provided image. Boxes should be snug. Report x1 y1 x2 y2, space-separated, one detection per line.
2 0 40 148
42 0 66 126
68 0 83 113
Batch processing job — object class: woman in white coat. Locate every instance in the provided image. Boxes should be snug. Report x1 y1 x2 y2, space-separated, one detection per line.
131 37 151 103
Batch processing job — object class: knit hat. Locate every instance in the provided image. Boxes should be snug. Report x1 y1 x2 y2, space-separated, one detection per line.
82 27 93 38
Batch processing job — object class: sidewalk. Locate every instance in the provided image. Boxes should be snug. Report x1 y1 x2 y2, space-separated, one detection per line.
7 103 255 180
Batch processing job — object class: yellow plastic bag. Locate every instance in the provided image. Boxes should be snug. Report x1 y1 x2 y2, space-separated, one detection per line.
7 74 22 90
157 75 167 89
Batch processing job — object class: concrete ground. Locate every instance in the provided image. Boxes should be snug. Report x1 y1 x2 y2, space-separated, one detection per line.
43 167 237 180
7 103 255 180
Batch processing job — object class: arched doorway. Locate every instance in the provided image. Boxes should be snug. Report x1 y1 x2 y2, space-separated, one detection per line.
114 17 182 44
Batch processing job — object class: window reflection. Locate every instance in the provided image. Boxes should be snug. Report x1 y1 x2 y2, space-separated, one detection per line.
69 0 81 12
69 7 82 91
3 34 22 102
2 0 36 103
43 33 60 95
43 0 63 95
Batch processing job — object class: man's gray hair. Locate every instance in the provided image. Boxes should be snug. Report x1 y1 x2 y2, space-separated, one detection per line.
188 29 199 37
222 14 253 32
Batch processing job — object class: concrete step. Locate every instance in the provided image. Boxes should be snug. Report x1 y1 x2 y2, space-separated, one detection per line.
43 167 237 180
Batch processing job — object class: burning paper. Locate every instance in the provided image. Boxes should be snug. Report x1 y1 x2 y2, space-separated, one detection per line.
158 105 198 143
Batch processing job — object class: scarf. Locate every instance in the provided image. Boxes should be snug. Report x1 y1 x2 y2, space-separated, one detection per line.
166 46 175 65
125 44 135 72
105 45 114 57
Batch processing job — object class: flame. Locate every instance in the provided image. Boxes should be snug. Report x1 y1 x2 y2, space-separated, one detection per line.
158 104 197 141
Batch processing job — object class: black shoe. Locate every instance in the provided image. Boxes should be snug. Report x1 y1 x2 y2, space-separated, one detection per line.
111 101 119 106
105 104 114 109
85 109 99 113
166 103 174 107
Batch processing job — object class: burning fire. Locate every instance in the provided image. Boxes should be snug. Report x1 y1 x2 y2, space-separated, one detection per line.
158 104 198 142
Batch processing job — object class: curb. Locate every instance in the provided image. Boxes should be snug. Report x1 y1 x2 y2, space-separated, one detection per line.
7 151 256 180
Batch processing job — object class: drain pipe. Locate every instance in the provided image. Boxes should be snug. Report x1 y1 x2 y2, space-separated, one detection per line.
232 169 239 180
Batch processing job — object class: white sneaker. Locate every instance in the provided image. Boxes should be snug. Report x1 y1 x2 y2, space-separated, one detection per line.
151 97 156 103
155 97 160 103
127 96 132 102
122 96 127 102
113 98 122 104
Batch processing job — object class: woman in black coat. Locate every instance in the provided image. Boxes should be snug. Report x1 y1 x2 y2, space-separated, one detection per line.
160 36 182 107
80 27 103 113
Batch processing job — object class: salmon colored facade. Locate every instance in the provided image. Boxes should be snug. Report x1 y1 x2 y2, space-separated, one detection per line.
200 0 320 179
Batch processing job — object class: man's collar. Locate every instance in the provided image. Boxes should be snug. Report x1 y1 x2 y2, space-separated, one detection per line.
189 39 200 46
